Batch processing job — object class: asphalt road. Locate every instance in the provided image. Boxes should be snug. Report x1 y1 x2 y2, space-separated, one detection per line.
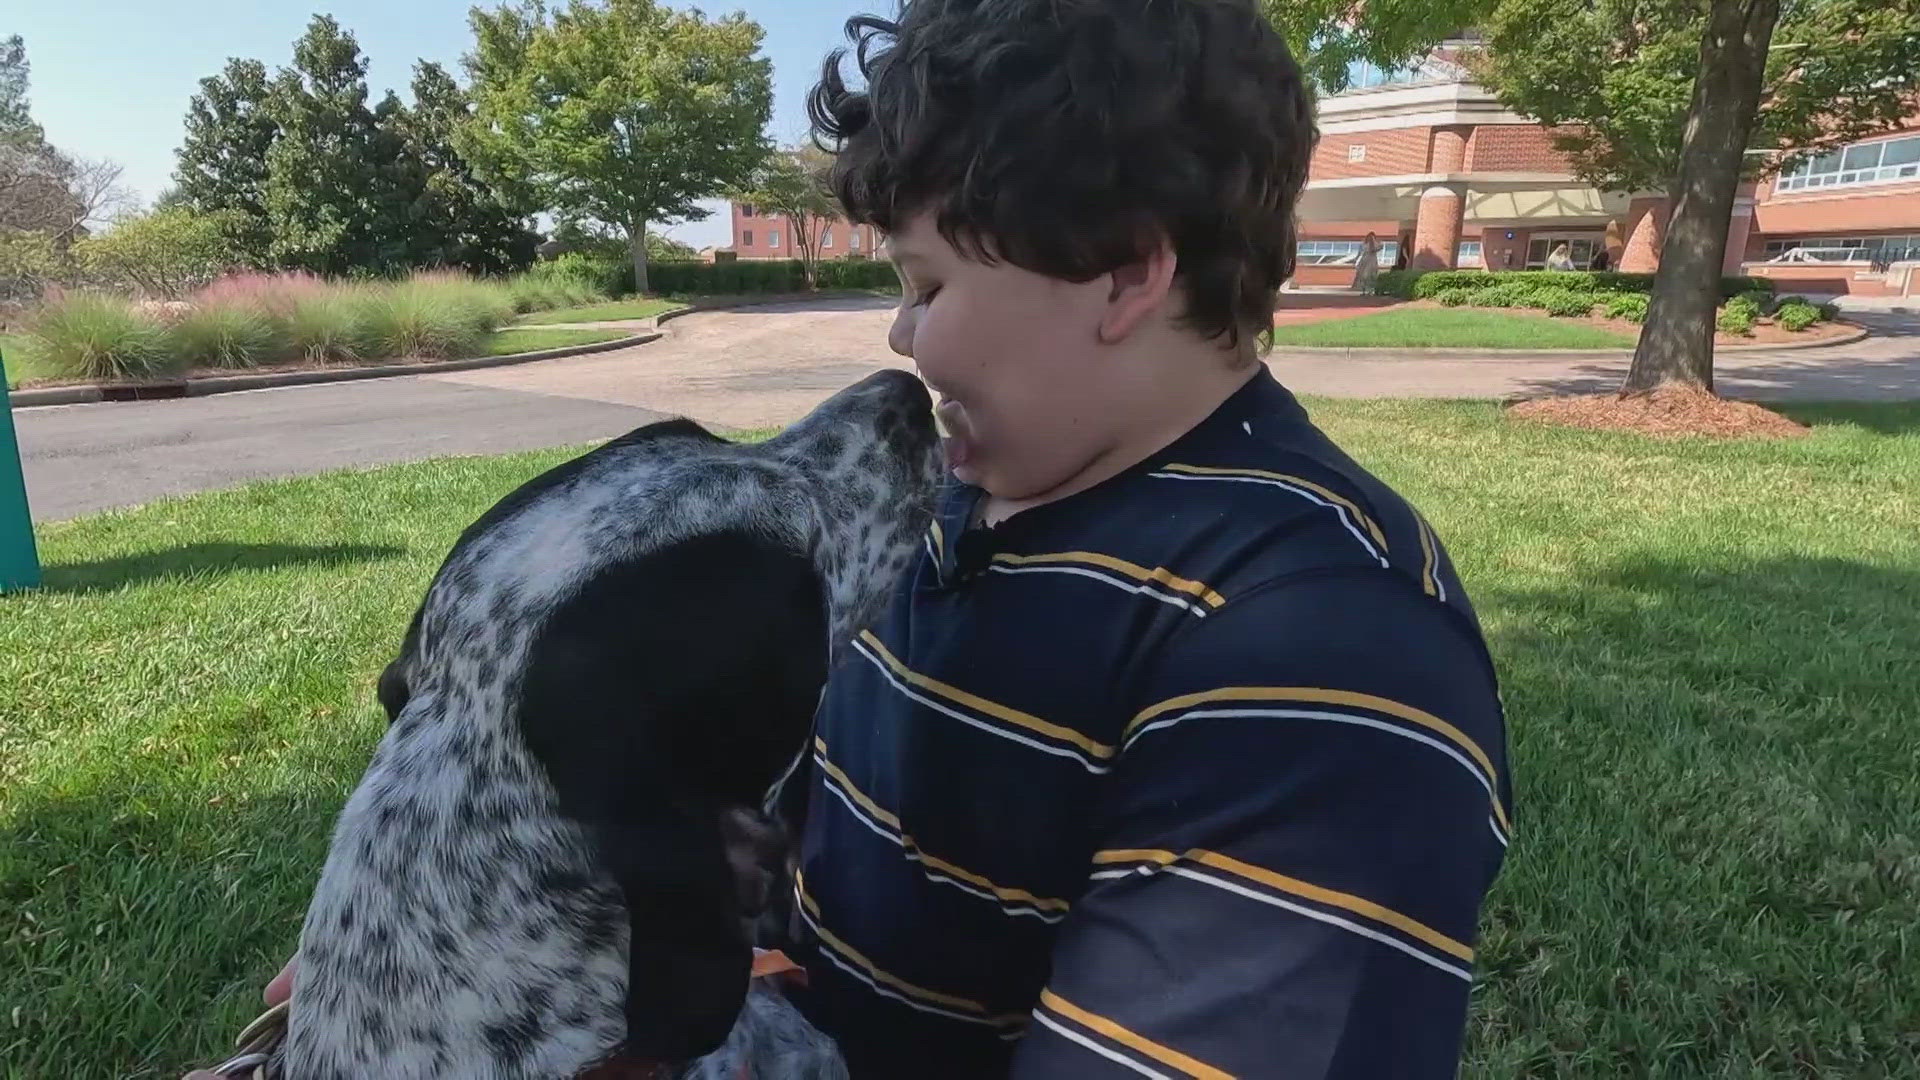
15 379 664 521
11 299 1917 523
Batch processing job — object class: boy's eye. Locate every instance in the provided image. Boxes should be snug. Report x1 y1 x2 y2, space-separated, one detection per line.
914 286 942 306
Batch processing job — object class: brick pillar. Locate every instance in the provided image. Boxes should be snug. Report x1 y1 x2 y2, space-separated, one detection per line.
1412 183 1465 270
1722 199 1756 274
1619 196 1669 273
1429 125 1469 173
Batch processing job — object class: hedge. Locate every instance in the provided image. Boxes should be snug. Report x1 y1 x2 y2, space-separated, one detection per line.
1374 268 1774 301
634 258 901 296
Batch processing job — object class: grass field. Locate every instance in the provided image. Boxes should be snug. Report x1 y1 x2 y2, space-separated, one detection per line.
3 401 1918 1077
514 296 684 325
2 334 40 389
1271 307 1637 349
477 327 630 356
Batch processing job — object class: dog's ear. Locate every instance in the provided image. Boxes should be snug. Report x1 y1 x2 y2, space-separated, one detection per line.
376 658 409 724
518 528 831 1063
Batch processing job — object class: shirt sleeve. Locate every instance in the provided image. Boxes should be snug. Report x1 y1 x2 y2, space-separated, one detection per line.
1009 569 1512 1079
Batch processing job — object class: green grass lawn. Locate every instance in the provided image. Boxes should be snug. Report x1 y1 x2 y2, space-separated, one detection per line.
514 296 685 325
1 333 40 389
477 326 631 356
1271 307 1637 349
4 402 1919 1077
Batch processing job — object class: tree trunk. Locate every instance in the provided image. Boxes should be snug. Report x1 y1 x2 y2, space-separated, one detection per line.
792 215 817 289
628 220 649 296
1620 0 1780 394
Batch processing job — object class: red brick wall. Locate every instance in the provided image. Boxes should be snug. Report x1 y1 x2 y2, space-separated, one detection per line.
729 205 881 259
1311 127 1432 180
1753 188 1920 235
1466 125 1581 173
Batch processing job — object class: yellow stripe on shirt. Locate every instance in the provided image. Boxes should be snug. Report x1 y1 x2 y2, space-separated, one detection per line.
814 738 1071 914
991 551 1228 608
1124 685 1508 833
857 630 1117 761
1039 989 1234 1080
1090 848 1474 963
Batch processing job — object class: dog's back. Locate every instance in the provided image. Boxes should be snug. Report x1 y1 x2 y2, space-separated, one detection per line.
284 372 939 1078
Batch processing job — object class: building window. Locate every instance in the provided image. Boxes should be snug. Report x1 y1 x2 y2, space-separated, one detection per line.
849 231 862 251
768 230 781 249
823 229 833 248
740 205 754 217
1296 239 1401 265
1455 241 1484 268
1762 234 1920 264
741 230 753 246
1775 135 1920 192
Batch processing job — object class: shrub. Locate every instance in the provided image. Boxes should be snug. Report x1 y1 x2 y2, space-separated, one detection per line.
281 289 377 363
22 292 175 381
1370 269 1422 298
1717 305 1755 336
1818 301 1841 321
543 251 625 297
1602 292 1651 323
73 207 243 299
1535 288 1597 317
167 300 282 368
1434 286 1477 307
812 258 902 291
1591 271 1657 293
362 279 495 359
1469 283 1527 308
1736 288 1777 315
1409 270 1493 299
1775 302 1820 331
1723 293 1764 323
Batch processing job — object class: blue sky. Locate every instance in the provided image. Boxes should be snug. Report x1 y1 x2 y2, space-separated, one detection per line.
10 0 876 249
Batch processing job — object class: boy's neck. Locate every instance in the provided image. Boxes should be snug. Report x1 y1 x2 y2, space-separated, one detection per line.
980 338 1261 526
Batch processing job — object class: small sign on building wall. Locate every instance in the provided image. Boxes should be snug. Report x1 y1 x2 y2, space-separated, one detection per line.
1347 144 1366 163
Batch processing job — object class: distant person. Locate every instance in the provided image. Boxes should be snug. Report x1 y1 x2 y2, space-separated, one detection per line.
1545 243 1576 272
1590 248 1611 272
1353 231 1382 292
1392 244 1409 271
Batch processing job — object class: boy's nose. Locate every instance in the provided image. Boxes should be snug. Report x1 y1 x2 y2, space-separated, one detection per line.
887 307 914 359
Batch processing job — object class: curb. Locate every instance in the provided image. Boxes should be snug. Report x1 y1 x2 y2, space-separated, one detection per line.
8 331 659 409
1270 323 1869 362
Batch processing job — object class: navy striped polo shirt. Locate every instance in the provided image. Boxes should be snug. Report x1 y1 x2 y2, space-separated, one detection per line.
789 368 1510 1078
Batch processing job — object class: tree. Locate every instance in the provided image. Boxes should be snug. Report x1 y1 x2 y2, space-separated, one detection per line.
260 16 398 275
390 62 538 274
462 0 773 293
730 146 837 287
1471 0 1920 391
73 207 242 297
173 58 280 263
1 34 42 147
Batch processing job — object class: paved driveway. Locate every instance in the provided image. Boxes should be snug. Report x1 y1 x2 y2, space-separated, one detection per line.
12 298 1917 522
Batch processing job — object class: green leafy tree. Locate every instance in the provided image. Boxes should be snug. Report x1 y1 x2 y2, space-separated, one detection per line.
1 34 41 147
1473 0 1920 391
462 0 773 293
730 145 837 287
1258 1 1497 93
261 16 397 275
173 58 279 263
73 207 242 297
391 61 539 274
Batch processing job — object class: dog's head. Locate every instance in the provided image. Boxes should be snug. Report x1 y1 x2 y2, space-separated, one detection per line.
767 368 943 645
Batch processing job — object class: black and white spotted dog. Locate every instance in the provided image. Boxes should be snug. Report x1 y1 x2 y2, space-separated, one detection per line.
281 369 941 1078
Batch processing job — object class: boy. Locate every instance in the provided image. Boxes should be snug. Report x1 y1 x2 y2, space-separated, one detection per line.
196 2 1508 1076
788 1 1508 1076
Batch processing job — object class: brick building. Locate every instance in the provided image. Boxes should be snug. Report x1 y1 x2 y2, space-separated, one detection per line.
727 44 1920 298
1296 45 1920 297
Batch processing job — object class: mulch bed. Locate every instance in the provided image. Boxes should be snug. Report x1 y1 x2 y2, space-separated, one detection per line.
1508 387 1811 439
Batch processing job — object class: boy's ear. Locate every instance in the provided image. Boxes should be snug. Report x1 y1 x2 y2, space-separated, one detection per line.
1098 235 1179 344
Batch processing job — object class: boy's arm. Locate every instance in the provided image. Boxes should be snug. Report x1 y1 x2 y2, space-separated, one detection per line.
1010 570 1511 1079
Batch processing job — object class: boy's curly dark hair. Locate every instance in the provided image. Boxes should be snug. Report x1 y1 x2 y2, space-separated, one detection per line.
808 0 1317 350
